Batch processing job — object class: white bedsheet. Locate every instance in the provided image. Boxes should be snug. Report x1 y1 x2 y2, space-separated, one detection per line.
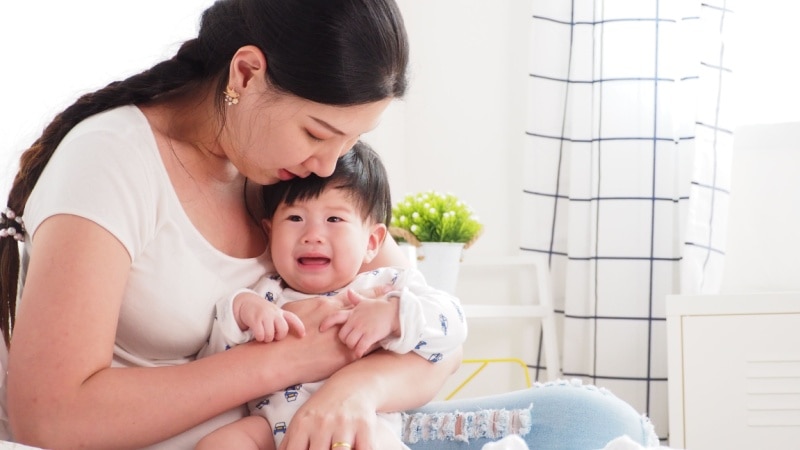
479 434 681 450
0 443 39 450
600 435 680 450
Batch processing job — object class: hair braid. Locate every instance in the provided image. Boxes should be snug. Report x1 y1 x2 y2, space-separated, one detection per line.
0 41 208 347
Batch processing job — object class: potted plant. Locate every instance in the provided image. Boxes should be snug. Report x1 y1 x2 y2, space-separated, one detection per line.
389 191 483 293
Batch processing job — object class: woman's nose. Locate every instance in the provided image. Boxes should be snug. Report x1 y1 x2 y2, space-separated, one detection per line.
305 142 348 177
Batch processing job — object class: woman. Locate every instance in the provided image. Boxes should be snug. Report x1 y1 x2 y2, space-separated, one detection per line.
0 0 453 448
0 1 658 449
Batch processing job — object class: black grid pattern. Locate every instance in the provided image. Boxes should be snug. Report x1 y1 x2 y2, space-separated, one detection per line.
520 0 734 442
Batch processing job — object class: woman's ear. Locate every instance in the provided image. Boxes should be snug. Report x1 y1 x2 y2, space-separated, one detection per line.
228 45 268 93
363 223 388 264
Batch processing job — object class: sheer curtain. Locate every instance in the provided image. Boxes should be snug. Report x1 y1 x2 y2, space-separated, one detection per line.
521 0 734 440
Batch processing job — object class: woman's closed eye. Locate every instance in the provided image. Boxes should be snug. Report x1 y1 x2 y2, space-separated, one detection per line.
306 130 324 142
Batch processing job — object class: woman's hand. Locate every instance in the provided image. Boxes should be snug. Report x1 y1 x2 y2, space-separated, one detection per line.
277 295 363 384
279 386 381 450
279 348 463 450
277 294 388 450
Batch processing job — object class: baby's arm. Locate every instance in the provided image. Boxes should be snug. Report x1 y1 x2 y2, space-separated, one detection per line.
197 276 305 359
379 268 468 363
321 289 401 357
320 268 468 362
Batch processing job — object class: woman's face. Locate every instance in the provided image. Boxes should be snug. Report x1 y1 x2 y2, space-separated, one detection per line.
223 92 392 186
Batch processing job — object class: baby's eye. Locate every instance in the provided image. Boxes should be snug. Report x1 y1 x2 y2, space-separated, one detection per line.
288 215 303 222
327 216 343 223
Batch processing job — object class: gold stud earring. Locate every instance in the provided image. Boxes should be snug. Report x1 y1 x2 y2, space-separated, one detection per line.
223 86 240 106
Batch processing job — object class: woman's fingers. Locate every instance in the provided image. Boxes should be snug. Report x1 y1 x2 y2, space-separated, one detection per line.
280 417 374 450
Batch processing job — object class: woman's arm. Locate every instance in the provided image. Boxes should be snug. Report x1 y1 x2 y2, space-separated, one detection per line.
281 347 462 450
7 215 354 449
344 347 463 413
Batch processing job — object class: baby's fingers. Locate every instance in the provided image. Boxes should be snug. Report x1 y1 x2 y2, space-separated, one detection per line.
354 337 376 358
261 322 276 342
282 311 306 337
350 284 392 303
319 310 350 332
342 328 365 352
251 324 266 342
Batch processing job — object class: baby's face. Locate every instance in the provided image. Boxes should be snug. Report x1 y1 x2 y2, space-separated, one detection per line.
268 188 380 294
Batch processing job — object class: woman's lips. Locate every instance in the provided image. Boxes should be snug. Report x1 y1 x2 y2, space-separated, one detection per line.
277 169 297 181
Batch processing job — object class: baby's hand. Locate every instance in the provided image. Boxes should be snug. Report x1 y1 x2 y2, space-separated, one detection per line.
234 292 306 342
319 289 400 357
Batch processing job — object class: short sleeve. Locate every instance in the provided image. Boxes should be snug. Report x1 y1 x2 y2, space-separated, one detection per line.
23 107 159 260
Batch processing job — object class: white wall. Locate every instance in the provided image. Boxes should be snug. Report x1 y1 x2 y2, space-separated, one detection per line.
719 2 800 294
730 2 800 126
720 122 800 294
368 0 532 261
0 0 216 194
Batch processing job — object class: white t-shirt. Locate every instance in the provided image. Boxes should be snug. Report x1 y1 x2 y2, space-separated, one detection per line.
20 105 272 448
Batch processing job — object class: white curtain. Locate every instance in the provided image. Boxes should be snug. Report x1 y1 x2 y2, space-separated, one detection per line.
521 0 735 441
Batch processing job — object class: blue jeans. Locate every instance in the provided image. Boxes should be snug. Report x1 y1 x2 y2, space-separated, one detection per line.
402 380 658 449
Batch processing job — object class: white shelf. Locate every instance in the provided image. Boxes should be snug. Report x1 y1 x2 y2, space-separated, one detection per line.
456 254 561 380
462 304 550 318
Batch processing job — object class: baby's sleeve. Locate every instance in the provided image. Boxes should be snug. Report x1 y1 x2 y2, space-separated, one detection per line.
197 275 284 358
380 268 468 364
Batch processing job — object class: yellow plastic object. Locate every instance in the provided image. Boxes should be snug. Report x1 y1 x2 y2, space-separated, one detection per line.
445 358 532 400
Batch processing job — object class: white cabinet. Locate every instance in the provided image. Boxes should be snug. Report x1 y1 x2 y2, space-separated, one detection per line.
667 293 800 449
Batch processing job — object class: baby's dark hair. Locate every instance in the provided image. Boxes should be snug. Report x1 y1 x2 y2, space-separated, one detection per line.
262 141 392 226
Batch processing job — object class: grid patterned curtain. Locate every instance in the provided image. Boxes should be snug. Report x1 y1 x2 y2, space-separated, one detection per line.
521 0 734 441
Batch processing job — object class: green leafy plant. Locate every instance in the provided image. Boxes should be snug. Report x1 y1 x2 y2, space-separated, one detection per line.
390 191 483 247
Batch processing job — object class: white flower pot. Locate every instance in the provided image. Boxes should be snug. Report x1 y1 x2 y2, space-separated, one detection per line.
416 242 464 294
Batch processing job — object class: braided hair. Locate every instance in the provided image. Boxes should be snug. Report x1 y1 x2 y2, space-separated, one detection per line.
0 0 408 346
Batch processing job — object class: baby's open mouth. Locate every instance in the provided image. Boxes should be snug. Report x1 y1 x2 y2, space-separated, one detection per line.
298 257 330 266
